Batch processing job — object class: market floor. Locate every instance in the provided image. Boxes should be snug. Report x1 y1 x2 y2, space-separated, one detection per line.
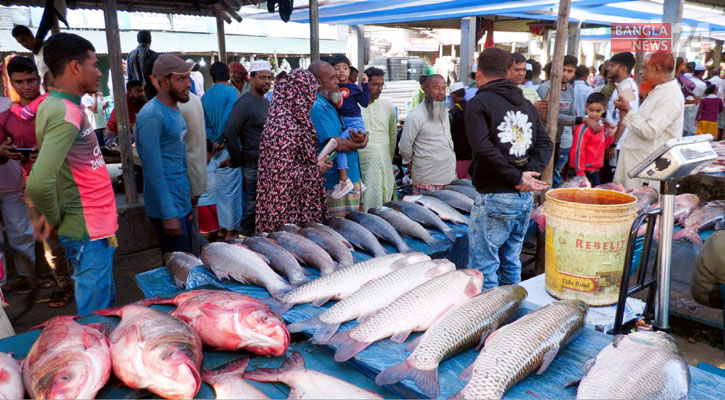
6 247 161 334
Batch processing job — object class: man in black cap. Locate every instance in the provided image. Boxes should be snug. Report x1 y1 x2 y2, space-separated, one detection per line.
135 54 195 255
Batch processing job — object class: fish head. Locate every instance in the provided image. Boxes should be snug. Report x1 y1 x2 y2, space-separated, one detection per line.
142 337 202 399
239 308 291 356
506 285 529 302
32 357 96 399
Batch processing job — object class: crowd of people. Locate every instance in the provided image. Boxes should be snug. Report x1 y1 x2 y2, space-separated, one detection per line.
1 24 724 315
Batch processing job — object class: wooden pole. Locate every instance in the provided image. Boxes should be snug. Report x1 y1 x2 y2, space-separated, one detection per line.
216 14 227 64
103 0 138 205
535 0 571 275
714 40 723 68
566 22 580 57
309 0 320 62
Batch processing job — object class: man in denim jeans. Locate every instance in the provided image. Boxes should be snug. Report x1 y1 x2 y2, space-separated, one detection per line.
27 33 118 316
465 48 554 290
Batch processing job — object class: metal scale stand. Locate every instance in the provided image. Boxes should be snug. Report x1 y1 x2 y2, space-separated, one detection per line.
612 135 716 334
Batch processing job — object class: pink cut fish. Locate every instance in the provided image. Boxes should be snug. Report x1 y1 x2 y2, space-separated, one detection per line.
141 289 290 356
0 352 23 399
203 358 269 399
22 316 111 399
94 304 203 399
636 193 701 238
672 200 725 245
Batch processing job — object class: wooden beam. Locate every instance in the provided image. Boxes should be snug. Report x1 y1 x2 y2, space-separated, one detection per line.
309 0 320 61
535 0 570 276
219 0 242 22
103 0 138 204
216 13 227 64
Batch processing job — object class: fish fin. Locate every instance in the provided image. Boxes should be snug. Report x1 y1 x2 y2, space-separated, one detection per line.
425 238 451 253
475 328 495 351
464 277 482 297
581 357 597 374
377 359 440 398
536 345 560 375
390 329 413 344
200 303 231 319
308 320 342 344
268 283 296 300
311 296 334 307
404 335 423 352
672 229 704 245
203 357 250 383
328 331 370 362
563 379 581 388
484 325 507 346
137 296 176 307
262 297 294 316
356 311 375 324
244 351 305 383
442 227 457 242
92 305 126 317
398 243 413 253
256 252 271 265
85 323 108 336
458 362 474 382
612 334 626 348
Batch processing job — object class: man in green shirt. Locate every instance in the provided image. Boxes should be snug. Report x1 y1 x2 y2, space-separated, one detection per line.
26 33 118 316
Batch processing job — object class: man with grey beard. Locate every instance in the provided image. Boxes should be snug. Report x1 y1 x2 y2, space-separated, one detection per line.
399 74 457 193
309 61 369 216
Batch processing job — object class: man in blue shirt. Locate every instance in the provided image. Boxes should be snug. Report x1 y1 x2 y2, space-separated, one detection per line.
202 62 241 240
308 61 369 217
136 54 194 255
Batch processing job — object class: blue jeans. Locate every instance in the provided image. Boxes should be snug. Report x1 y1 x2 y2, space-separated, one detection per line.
337 116 366 171
241 167 258 236
468 192 534 290
553 147 570 187
150 213 193 256
59 237 116 316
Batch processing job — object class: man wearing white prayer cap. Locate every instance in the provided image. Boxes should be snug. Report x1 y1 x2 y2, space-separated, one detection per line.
224 59 273 235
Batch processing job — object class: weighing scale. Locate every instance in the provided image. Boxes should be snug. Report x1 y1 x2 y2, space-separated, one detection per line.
627 134 717 331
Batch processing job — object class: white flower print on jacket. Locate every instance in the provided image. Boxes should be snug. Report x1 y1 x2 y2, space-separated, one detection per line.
497 110 533 157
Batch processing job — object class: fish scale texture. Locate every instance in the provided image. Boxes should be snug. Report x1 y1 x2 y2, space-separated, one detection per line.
459 300 586 400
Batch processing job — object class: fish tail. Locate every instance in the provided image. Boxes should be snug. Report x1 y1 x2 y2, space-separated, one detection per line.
376 360 440 399
672 229 703 245
137 296 176 307
398 242 413 254
92 305 126 317
244 351 304 382
288 316 341 344
203 357 250 383
424 237 450 252
268 283 296 300
330 332 371 362
261 297 294 316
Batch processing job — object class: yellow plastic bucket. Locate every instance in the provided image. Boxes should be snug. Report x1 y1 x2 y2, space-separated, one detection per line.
544 188 638 306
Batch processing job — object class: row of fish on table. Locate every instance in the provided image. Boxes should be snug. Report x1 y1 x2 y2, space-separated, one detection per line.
530 176 725 245
165 180 477 296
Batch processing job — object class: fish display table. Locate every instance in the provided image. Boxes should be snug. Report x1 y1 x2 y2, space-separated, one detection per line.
0 308 395 399
132 274 725 399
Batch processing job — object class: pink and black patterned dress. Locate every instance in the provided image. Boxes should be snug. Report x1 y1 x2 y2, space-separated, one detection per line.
255 69 327 232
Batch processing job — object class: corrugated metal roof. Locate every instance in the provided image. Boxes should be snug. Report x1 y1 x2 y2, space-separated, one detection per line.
0 29 347 54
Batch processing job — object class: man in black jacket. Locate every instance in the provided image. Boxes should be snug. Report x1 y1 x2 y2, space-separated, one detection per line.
465 47 554 290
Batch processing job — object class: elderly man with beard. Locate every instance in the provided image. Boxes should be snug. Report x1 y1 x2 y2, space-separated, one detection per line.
399 74 457 193
614 52 684 191
135 54 196 255
224 60 273 235
309 61 369 217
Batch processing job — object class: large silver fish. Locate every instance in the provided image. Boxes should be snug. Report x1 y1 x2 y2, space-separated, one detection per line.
297 227 354 268
330 269 484 362
346 212 411 253
164 252 203 288
368 206 438 247
575 331 689 399
441 185 479 200
304 222 354 249
327 217 388 256
201 242 293 298
268 253 430 315
288 259 455 343
242 236 310 286
427 190 474 213
404 195 470 225
452 300 587 400
377 285 527 398
94 305 203 399
267 231 336 275
244 351 382 399
387 201 456 242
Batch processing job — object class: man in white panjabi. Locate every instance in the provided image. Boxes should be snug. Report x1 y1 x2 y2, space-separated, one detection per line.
614 52 684 191
399 74 457 194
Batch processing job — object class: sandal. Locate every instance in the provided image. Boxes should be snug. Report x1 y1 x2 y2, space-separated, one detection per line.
39 278 57 289
48 289 73 308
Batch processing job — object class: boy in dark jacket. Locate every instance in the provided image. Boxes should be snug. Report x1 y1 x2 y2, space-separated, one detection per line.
465 47 554 290
569 93 613 185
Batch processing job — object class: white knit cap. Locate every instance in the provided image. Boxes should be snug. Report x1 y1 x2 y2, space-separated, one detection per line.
249 60 272 73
